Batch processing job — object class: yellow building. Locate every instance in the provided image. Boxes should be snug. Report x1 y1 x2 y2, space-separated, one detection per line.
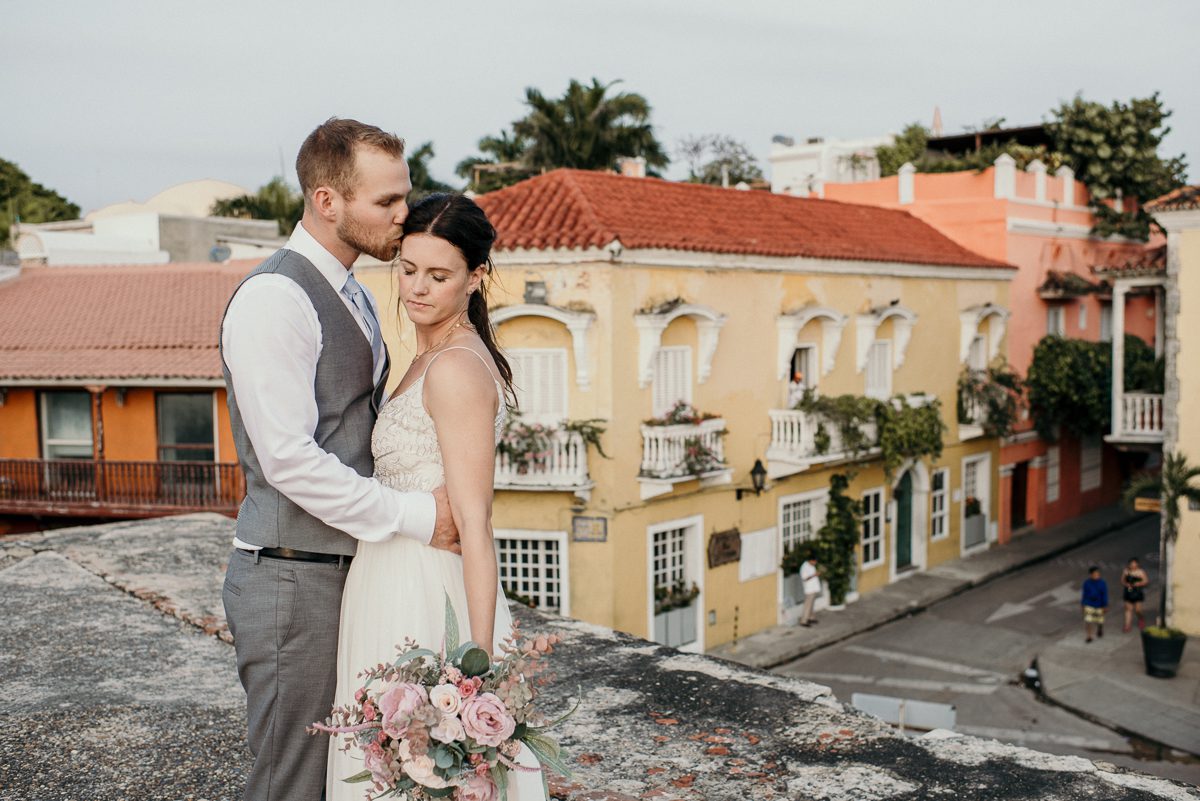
1146 187 1200 635
361 170 1015 651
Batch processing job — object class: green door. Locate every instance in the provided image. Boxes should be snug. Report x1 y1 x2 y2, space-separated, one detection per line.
896 472 913 569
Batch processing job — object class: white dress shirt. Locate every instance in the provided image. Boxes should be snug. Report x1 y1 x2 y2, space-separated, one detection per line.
222 221 434 549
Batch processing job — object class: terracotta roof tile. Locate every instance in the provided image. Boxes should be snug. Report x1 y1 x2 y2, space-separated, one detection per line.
476 169 1010 269
1146 185 1200 212
0 261 255 382
1092 244 1167 278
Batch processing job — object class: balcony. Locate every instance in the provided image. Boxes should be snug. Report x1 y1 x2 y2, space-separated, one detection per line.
638 418 731 500
766 409 879 480
1107 393 1165 446
0 459 245 518
958 393 986 441
494 429 594 500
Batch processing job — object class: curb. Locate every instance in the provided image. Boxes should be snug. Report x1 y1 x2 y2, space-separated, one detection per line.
740 510 1151 671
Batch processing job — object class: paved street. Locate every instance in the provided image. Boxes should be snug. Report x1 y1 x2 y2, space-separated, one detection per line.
775 516 1200 786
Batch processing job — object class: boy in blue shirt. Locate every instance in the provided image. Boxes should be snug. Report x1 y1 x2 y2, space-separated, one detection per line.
1081 566 1108 643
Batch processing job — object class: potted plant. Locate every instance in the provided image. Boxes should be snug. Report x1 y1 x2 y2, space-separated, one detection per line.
816 474 861 608
1123 451 1200 678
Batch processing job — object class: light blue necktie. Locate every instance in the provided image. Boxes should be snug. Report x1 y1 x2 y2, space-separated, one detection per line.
342 273 384 379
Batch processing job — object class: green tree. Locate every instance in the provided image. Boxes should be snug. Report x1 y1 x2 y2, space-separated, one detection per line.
875 123 929 177
211 176 303 236
815 473 862 606
1049 92 1187 240
513 78 669 174
0 158 80 249
1025 336 1111 441
1123 452 1200 625
455 130 536 193
677 134 763 186
405 141 454 202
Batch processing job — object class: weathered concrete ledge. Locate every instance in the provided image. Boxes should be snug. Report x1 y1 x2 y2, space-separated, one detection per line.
1 515 1196 801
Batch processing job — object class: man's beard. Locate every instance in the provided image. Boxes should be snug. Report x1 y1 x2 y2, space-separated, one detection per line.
338 209 400 262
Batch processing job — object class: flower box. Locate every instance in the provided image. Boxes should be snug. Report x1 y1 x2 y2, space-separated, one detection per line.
653 604 697 648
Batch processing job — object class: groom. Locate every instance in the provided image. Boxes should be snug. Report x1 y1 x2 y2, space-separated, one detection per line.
220 118 460 801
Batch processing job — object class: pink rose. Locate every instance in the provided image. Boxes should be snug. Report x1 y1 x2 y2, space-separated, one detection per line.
402 755 447 789
460 692 516 747
457 679 478 699
363 742 391 786
457 772 498 801
430 683 462 715
378 682 428 738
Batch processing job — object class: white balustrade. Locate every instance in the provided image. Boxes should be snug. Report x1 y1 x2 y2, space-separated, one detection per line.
494 429 591 489
639 418 727 479
1120 393 1164 437
767 409 878 466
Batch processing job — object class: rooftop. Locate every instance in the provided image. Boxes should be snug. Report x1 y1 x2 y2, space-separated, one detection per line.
1 514 1194 801
1146 185 1200 213
476 169 1011 269
0 261 253 383
1093 244 1167 279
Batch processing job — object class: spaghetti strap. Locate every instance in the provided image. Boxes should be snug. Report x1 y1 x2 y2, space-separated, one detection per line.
421 345 494 379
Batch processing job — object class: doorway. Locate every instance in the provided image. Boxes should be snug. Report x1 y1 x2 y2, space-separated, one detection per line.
1011 461 1030 529
896 471 913 570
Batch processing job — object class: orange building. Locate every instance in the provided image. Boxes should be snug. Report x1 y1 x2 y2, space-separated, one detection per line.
0 263 250 531
811 156 1161 540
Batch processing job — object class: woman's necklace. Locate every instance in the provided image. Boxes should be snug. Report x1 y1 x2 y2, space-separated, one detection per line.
413 314 472 361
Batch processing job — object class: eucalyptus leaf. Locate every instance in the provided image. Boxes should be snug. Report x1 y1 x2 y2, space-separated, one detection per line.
434 745 455 769
342 770 374 784
391 648 437 668
444 593 461 655
460 647 491 677
523 732 572 778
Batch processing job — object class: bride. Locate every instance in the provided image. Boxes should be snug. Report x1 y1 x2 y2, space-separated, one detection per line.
327 193 545 800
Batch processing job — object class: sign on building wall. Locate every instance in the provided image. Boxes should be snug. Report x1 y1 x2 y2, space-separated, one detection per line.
707 527 742 568
572 515 608 542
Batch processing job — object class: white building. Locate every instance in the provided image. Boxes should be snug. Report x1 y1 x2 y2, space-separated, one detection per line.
768 134 895 197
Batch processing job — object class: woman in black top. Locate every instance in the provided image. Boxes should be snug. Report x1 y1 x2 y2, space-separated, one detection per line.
1122 557 1149 632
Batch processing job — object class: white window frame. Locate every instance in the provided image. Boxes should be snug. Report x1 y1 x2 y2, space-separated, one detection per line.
865 340 893 400
39 391 93 460
651 345 693 417
790 344 818 390
494 528 571 617
645 514 704 653
861 487 885 568
508 348 569 425
1099 303 1113 342
739 527 777 583
778 488 829 559
1080 435 1103 492
1046 446 1061 503
930 467 950 540
1047 305 1066 337
1078 301 1088 332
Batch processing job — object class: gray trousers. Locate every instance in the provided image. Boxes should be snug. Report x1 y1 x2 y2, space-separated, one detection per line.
223 549 349 801
801 591 818 624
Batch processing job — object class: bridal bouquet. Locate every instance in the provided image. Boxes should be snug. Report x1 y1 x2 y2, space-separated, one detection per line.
311 597 573 801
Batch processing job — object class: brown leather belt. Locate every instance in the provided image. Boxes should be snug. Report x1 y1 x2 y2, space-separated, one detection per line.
239 546 351 564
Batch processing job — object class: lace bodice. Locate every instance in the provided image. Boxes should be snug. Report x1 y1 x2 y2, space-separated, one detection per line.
371 349 506 493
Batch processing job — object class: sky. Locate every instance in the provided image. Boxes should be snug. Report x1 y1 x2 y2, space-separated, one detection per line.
3 0 1198 214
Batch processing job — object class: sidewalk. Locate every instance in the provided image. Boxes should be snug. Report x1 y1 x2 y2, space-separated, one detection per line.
709 505 1147 670
1038 626 1200 757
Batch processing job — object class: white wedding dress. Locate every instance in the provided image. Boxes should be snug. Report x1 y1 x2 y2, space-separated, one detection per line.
328 347 546 800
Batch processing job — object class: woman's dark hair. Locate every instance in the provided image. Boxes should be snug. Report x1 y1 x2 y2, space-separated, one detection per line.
400 193 514 406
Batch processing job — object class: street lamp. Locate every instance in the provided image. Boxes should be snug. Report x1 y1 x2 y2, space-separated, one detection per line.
737 459 768 500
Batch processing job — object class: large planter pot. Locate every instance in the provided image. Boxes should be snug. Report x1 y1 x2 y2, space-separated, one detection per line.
1141 630 1188 678
653 604 697 648
782 572 804 607
963 514 987 549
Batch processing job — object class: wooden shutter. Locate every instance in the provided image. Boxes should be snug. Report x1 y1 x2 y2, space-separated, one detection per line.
509 348 567 424
652 346 693 417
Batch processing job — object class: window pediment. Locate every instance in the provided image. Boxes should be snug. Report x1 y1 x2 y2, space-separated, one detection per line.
493 304 595 391
856 304 917 372
634 303 727 388
776 306 847 379
958 303 1009 364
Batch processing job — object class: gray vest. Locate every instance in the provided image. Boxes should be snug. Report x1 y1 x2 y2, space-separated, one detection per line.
220 249 390 555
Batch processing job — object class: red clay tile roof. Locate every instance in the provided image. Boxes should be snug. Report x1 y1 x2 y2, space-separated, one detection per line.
1146 185 1200 212
476 169 1011 269
0 262 255 382
1092 244 1167 278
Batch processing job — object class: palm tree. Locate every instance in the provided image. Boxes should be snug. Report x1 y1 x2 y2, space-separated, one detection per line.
1123 451 1200 626
211 177 303 236
455 131 535 193
405 141 454 202
513 78 669 173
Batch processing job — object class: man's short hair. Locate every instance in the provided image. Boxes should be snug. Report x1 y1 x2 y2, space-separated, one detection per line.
296 118 406 202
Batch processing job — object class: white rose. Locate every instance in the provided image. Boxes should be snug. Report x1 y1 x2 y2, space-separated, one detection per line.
429 683 462 715
430 713 466 744
403 755 447 789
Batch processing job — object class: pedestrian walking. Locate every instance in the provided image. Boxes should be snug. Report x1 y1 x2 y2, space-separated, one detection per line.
1121 557 1149 633
1081 566 1108 643
799 552 822 627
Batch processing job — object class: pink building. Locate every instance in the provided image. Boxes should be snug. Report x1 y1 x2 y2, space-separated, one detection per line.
810 156 1160 541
